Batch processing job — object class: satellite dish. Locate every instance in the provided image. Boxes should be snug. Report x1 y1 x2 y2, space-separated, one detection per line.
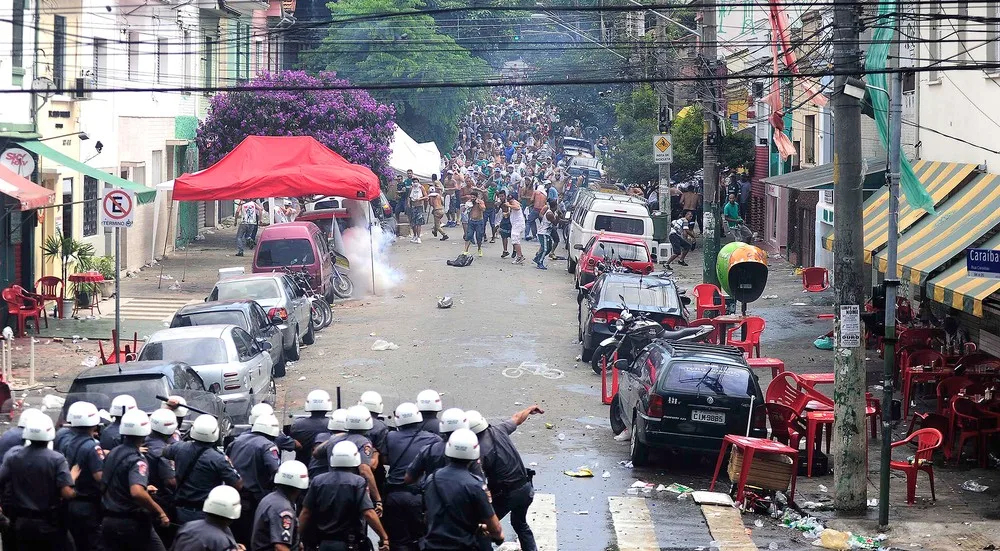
30 77 57 99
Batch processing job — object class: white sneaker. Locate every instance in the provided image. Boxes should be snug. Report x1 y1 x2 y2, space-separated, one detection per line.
414 237 422 244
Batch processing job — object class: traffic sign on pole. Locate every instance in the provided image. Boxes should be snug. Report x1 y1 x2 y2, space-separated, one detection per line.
101 189 135 228
653 134 673 164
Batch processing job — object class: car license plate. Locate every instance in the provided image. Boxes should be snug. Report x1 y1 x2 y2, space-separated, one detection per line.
691 410 726 424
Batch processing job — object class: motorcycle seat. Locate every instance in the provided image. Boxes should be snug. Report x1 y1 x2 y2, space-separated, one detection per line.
661 325 713 340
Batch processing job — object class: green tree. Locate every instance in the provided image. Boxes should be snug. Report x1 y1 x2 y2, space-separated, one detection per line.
303 0 490 150
607 84 658 187
670 104 755 181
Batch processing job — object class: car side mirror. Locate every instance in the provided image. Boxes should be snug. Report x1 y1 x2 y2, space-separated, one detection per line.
573 244 585 251
256 338 272 351
681 296 692 306
270 315 283 325
613 358 632 372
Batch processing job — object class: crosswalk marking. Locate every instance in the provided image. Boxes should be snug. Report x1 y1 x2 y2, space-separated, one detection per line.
97 296 201 321
608 496 658 551
701 504 758 551
527 493 557 551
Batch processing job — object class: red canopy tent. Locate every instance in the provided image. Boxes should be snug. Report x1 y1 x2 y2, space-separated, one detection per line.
172 136 380 201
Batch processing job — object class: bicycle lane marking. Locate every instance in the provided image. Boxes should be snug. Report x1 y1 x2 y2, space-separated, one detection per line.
501 362 564 379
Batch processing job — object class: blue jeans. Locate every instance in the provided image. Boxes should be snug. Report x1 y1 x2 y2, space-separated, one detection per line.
533 235 552 265
492 482 536 551
465 219 486 246
525 208 540 239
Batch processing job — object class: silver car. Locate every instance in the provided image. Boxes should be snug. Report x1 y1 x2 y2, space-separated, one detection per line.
138 324 275 423
209 273 312 361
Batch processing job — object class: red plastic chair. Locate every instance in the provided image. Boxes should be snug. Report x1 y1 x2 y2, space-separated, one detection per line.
766 372 835 415
726 316 765 358
901 349 947 417
889 428 943 504
765 402 804 449
936 376 974 415
34 276 65 320
951 397 991 466
692 283 724 319
2 286 44 337
801 267 830 292
687 318 720 344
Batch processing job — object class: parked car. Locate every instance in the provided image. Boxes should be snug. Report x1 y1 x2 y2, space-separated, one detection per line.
138 325 276 423
567 156 605 181
67 360 207 412
579 273 689 362
567 192 654 274
611 341 767 465
253 221 337 302
208 273 313 361
170 299 288 377
574 233 654 287
561 136 595 158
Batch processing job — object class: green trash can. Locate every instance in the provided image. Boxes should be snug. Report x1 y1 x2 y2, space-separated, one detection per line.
651 213 670 243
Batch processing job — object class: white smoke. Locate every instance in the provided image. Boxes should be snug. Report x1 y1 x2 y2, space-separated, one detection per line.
341 199 403 295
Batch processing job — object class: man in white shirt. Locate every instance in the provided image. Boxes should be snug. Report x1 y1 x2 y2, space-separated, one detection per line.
408 178 427 243
236 199 261 256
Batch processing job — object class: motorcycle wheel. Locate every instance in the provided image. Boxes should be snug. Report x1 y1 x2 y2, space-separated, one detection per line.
317 298 333 330
591 344 616 375
332 271 354 299
310 301 329 332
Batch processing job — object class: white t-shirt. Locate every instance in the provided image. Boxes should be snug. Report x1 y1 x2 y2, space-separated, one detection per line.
410 186 424 204
239 202 259 225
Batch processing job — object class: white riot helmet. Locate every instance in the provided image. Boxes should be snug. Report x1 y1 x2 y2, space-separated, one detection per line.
359 391 384 414
165 395 189 418
416 389 443 412
274 460 309 490
67 401 101 428
190 414 220 443
252 413 281 438
439 408 468 434
110 395 137 418
345 405 374 431
120 409 152 437
446 428 481 460
330 440 362 468
23 414 55 442
150 409 178 436
304 390 333 412
202 485 241 520
394 403 423 426
465 410 488 434
249 403 274 425
328 409 348 432
16 408 43 429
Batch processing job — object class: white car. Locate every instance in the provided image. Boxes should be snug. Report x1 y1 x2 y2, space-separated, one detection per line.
138 324 275 423
567 192 655 274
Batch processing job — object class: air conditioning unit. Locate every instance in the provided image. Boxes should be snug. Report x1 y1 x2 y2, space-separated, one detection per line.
72 77 92 100
79 68 96 84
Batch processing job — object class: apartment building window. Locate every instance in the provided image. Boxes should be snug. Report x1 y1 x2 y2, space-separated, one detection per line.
127 32 139 81
12 0 25 68
157 38 167 83
203 36 215 95
957 1 969 64
989 2 999 64
53 15 67 89
928 2 941 80
61 178 73 239
93 38 107 88
804 115 816 164
83 177 99 237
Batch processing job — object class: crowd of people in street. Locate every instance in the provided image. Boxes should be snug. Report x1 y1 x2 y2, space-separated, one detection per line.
0 389 544 551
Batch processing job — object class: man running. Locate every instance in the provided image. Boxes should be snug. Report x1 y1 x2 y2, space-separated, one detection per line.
236 199 261 257
428 184 449 241
664 210 696 269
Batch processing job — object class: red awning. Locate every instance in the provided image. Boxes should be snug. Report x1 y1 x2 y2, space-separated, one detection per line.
0 164 55 210
172 136 381 202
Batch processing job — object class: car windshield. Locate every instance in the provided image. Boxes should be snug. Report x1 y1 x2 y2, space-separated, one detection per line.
72 376 171 411
138 338 229 365
173 311 249 331
257 238 315 267
594 215 644 235
601 280 679 310
662 362 752 396
215 279 280 301
592 243 648 262
564 138 591 150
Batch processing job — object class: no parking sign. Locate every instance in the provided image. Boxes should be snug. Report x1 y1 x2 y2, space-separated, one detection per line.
101 189 135 228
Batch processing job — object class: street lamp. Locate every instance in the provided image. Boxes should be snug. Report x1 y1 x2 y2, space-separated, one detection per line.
38 131 89 142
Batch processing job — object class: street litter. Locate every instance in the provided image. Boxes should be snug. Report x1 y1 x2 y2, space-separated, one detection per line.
81 356 99 368
755 520 765 528
602 471 611 479
792 302 807 306
572 511 589 515
563 467 594 478
961 480 989 492
585 425 594 429
818 484 828 492
762 294 779 299
436 297 453 309
371 339 399 351
867 498 878 507
769 543 779 550
298 376 306 381
550 303 558 306
529 462 538 467
618 460 633 468
544 423 554 429
369 332 377 336
664 483 694 494
536 289 543 294
557 433 565 441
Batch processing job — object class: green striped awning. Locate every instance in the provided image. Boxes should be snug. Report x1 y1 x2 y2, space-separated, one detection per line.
821 160 978 254
927 232 1000 317
875 172 1000 285
19 140 155 204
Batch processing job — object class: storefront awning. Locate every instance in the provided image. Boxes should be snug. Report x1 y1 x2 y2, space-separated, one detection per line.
874 171 1000 285
821 160 978 254
761 156 886 191
0 164 56 210
927 232 1000 317
18 140 155 204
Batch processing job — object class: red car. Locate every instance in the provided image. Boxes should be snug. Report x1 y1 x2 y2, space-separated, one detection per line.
574 233 654 287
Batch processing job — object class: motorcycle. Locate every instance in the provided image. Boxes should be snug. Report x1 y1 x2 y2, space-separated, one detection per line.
591 296 715 375
329 250 355 299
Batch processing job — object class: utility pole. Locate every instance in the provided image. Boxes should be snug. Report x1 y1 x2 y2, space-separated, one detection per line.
700 1 720 286
832 0 868 512
656 22 672 214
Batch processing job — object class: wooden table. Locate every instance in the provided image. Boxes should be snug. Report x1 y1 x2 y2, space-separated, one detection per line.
709 435 798 503
713 314 748 345
68 271 104 318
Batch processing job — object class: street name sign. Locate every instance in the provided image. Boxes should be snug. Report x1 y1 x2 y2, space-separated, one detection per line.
967 248 1000 279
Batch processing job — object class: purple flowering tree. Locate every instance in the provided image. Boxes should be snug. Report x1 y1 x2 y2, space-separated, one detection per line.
196 71 396 179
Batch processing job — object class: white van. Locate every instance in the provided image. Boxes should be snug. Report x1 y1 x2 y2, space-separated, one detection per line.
566 192 654 273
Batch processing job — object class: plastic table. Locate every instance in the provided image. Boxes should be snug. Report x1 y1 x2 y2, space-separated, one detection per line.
68 272 104 318
709 435 798 503
747 357 785 378
805 410 834 477
799 373 835 385
713 314 747 345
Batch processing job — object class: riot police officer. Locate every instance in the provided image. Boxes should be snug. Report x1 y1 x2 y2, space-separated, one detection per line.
250 403 296 454
101 409 171 551
0 408 43 461
170 485 242 551
162 414 243 524
415 389 442 436
468 406 544 551
163 396 189 439
299 441 389 551
102 394 138 450
0 413 76 550
383 402 439 551
420 429 503 551
359 391 390 494
314 406 382 508
291 390 333 464
58 400 105 551
228 413 281 544
250 460 308 551
307 408 347 478
404 408 483 484
146 409 179 546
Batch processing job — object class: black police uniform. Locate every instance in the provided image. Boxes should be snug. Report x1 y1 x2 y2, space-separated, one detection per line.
405 439 485 482
366 415 390 494
56 428 105 551
274 432 296 453
302 469 373 550
290 413 329 464
170 519 240 551
162 441 242 524
384 426 439 551
250 490 298 551
416 413 440 436
479 420 536 551
144 433 177 545
307 432 333 478
101 443 167 551
0 443 74 550
100 420 123 451
420 463 495 551
227 432 280 545
323 432 375 472
0 427 24 461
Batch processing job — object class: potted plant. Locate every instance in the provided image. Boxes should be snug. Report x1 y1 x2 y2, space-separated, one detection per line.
40 234 96 313
93 256 117 297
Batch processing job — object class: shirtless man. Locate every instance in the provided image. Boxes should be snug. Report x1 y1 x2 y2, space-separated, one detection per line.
463 189 487 257
428 184 449 241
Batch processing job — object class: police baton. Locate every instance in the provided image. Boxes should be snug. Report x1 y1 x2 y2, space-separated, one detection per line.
155 395 214 417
